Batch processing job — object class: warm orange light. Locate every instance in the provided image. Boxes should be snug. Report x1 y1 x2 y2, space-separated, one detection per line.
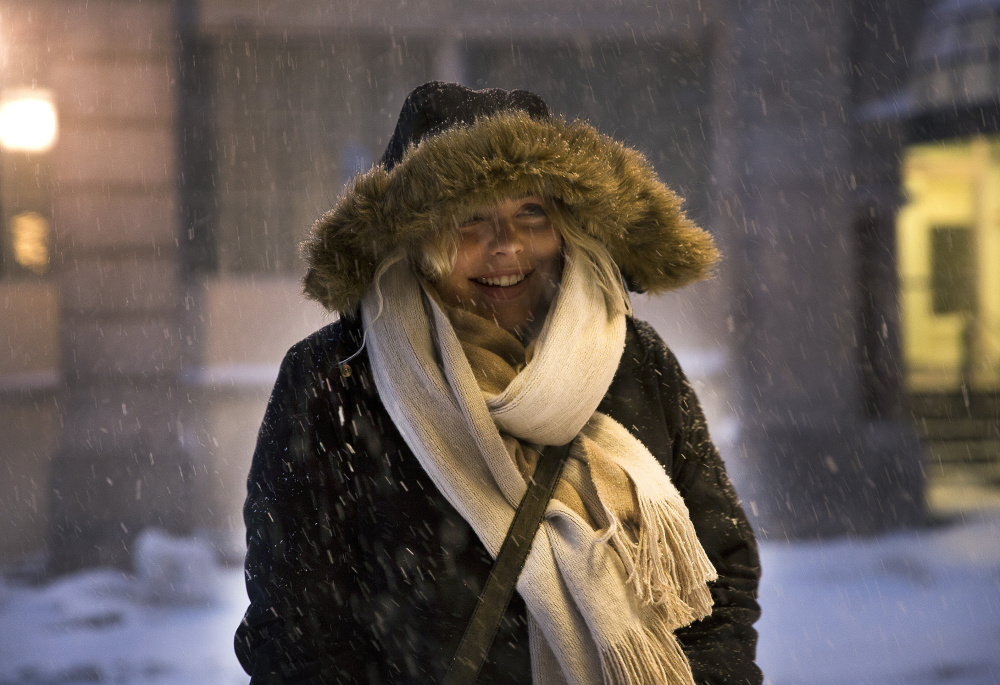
11 211 50 273
0 89 58 152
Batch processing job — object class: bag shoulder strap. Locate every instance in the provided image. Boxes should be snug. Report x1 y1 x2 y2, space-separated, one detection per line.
441 441 573 685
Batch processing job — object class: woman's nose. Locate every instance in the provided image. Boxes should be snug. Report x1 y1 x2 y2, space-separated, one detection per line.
489 218 524 255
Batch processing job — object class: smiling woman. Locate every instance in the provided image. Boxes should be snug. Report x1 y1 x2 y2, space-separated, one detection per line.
237 82 762 685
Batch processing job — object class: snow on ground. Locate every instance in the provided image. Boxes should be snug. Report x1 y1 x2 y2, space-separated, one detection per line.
758 513 1000 685
1 517 998 685
0 531 249 685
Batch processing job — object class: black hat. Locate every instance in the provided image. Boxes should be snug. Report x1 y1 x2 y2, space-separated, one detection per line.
380 81 551 170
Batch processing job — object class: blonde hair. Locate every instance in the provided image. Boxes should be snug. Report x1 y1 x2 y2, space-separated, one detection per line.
412 198 630 316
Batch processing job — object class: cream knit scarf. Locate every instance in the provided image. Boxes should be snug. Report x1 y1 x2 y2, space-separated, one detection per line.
360 248 717 684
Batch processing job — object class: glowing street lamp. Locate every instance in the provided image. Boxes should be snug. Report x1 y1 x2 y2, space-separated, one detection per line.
0 89 58 153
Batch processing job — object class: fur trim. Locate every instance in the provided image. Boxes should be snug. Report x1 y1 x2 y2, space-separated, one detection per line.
303 111 719 312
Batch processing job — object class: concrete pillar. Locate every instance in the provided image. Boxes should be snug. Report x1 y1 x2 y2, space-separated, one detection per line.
46 0 193 573
708 0 924 538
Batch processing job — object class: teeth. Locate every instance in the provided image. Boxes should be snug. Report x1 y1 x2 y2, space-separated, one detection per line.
475 274 526 287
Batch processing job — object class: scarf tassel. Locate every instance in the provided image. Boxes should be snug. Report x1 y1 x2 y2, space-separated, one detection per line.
599 616 696 685
607 494 717 624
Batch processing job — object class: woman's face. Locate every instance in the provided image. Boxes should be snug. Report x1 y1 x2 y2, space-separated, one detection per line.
434 195 563 337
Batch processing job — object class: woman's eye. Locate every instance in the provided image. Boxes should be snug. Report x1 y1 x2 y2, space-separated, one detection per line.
460 215 485 228
519 204 547 218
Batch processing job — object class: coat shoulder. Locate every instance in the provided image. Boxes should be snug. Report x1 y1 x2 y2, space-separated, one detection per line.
623 316 684 384
279 315 366 379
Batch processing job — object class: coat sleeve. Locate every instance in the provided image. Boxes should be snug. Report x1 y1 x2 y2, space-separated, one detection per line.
234 338 372 684
657 345 764 685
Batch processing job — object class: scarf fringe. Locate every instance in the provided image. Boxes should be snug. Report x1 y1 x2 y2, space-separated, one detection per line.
599 616 696 685
608 494 717 624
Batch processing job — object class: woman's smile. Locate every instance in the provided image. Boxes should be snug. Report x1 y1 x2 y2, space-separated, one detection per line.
469 269 536 301
471 271 530 288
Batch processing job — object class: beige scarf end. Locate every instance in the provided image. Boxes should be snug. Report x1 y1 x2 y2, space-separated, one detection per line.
608 494 718 625
599 622 697 685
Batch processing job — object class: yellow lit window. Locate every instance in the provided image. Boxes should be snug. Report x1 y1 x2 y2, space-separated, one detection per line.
10 211 50 274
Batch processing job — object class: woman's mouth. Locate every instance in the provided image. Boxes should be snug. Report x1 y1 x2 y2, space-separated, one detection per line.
472 273 527 287
469 270 534 301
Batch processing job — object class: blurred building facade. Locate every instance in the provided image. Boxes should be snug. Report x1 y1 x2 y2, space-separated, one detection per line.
3 0 996 570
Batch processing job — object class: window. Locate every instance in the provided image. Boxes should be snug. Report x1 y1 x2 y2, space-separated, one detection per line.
930 226 975 315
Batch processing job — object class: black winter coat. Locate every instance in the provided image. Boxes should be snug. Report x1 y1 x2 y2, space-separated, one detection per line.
235 314 762 685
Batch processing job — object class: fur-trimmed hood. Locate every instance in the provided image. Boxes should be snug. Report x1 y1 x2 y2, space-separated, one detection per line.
302 110 719 312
